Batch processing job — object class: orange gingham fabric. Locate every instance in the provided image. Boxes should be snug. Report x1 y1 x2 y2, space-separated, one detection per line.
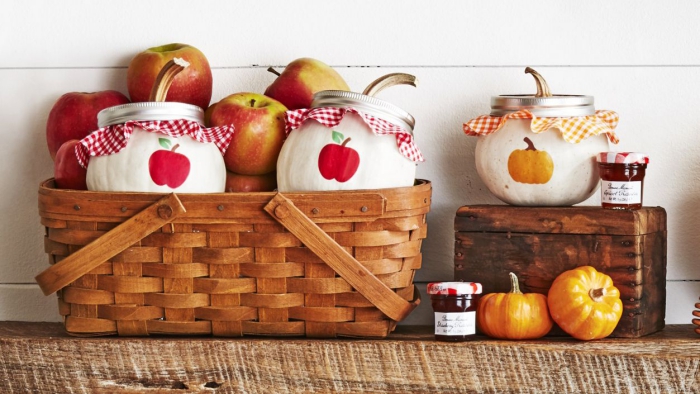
463 109 619 144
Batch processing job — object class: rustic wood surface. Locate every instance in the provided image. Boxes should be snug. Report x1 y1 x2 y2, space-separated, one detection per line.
0 322 697 393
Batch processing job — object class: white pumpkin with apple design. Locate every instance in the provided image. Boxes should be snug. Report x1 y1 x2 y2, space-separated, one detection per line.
84 59 230 193
277 74 422 192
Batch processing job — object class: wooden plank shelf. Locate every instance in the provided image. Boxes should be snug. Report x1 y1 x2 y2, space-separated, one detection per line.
0 322 697 393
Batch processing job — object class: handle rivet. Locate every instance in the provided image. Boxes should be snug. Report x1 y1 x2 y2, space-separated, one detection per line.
361 206 368 212
312 208 319 214
121 206 128 212
73 205 80 211
157 204 173 219
217 205 224 211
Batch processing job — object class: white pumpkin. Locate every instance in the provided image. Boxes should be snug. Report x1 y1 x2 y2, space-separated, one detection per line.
277 113 416 192
475 119 609 206
87 128 226 193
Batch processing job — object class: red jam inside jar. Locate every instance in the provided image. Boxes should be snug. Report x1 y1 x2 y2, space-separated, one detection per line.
427 282 482 342
597 152 649 210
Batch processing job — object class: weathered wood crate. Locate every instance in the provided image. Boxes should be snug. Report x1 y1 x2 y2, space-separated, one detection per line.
454 205 667 338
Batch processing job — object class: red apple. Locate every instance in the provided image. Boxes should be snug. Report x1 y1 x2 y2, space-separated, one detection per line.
207 93 287 175
127 43 212 110
46 90 130 160
54 140 87 190
148 138 191 188
264 58 350 110
225 171 277 192
318 137 360 182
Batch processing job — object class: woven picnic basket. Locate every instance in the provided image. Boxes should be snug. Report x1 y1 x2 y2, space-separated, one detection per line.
36 178 430 338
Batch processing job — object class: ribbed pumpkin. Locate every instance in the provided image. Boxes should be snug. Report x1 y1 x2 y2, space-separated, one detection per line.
477 272 553 339
547 266 623 340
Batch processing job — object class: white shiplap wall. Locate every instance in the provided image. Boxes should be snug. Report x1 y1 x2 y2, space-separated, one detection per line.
1 0 698 326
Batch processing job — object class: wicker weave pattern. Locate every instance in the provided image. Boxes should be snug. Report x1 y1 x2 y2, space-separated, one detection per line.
39 180 430 338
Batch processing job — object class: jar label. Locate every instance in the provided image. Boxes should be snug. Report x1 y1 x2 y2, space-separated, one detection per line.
434 312 476 336
601 181 642 204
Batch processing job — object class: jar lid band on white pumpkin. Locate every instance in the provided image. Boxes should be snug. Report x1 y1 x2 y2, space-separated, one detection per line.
98 102 204 127
427 282 483 295
597 152 649 164
285 106 424 162
490 95 595 117
463 109 620 145
312 90 415 133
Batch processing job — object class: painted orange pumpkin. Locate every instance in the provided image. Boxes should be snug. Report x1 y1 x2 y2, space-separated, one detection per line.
507 137 554 184
477 272 553 339
547 266 623 340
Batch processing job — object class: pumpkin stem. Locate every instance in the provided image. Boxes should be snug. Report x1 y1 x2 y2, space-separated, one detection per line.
509 272 523 294
171 144 180 153
267 67 281 77
149 58 189 102
523 137 537 151
589 287 606 302
525 67 552 98
341 138 351 147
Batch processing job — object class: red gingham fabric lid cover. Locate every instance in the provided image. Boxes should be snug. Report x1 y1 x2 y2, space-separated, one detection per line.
463 109 620 145
597 152 649 164
285 107 424 162
75 119 234 168
427 282 483 295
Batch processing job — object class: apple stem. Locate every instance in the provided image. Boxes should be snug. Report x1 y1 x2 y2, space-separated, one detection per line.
251 99 256 107
341 138 351 147
171 144 180 153
149 58 189 102
267 67 281 77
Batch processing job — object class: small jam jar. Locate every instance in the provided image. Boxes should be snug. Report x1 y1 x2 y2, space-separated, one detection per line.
597 152 649 210
427 282 482 342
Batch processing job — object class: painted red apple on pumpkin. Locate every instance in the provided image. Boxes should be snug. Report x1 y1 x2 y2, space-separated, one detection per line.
148 138 191 188
318 130 360 182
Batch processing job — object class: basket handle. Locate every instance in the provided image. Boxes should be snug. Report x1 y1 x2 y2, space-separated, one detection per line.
35 193 186 296
264 193 420 322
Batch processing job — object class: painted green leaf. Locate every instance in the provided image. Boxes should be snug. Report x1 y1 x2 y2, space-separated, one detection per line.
331 130 344 144
159 138 171 149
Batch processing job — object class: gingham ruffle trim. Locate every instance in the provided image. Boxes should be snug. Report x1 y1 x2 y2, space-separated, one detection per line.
285 107 424 162
75 119 234 168
463 109 620 144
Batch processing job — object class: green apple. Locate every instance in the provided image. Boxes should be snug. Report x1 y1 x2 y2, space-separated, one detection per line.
127 43 212 109
208 93 287 175
264 58 350 110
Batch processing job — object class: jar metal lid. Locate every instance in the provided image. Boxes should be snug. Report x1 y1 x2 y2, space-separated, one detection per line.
97 102 204 128
597 152 649 164
427 282 482 295
311 90 415 134
490 94 595 117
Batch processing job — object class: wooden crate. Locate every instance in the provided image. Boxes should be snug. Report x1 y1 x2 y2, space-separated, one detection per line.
454 205 667 338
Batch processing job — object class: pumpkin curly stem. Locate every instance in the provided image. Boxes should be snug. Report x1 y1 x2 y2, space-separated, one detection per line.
509 272 523 294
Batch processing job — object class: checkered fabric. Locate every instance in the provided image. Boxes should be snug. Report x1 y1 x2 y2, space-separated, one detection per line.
463 109 619 144
286 107 424 162
75 119 234 168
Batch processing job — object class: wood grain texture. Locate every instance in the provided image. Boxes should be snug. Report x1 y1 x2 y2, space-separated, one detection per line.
455 206 667 338
0 322 697 393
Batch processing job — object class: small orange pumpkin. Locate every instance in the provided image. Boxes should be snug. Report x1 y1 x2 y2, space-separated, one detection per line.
547 266 623 340
477 272 553 339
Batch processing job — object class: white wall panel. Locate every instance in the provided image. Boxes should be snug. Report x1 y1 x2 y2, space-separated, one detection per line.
2 1 700 68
